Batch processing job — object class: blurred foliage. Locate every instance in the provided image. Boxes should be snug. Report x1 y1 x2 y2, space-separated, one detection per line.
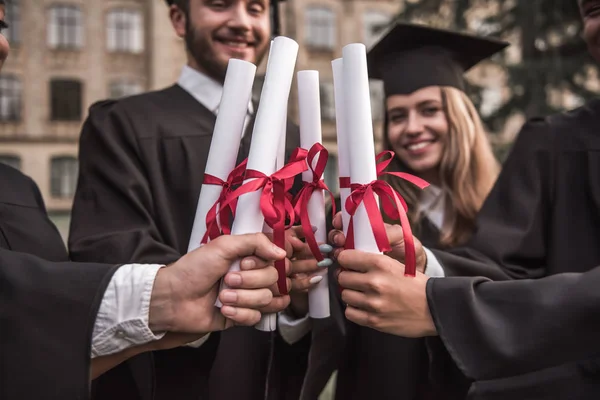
394 0 598 161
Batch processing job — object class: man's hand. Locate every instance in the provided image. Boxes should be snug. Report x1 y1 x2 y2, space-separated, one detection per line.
148 233 290 335
329 212 427 273
336 249 437 338
284 226 333 317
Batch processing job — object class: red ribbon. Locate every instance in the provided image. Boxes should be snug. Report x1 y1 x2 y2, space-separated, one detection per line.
339 177 351 189
201 159 248 244
344 151 429 276
222 148 309 294
292 144 336 262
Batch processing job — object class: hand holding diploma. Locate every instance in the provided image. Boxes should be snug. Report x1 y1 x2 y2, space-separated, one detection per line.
216 36 301 331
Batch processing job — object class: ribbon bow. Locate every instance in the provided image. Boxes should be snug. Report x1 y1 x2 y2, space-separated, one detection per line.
222 148 309 294
292 143 336 261
201 159 248 244
345 151 429 276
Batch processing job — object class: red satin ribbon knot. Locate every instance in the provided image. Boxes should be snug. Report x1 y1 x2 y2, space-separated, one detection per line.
292 143 336 262
344 151 429 277
222 148 309 295
201 159 248 244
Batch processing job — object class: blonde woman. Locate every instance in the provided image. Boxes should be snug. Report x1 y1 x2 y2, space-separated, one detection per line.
382 84 499 249
326 23 508 400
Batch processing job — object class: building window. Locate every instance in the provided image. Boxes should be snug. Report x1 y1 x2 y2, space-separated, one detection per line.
107 9 144 53
0 154 21 170
48 5 83 49
363 11 392 48
305 7 336 50
50 156 78 198
320 82 335 121
0 75 22 121
369 80 385 121
50 79 82 121
324 153 339 194
109 80 143 99
4 0 20 45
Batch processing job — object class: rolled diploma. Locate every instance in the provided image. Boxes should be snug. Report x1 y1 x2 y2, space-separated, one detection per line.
216 36 299 333
331 58 351 236
342 44 381 254
296 70 330 319
256 113 286 331
187 59 257 253
258 40 288 331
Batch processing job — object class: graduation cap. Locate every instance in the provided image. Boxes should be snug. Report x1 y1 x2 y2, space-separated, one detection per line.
164 0 285 37
367 22 509 96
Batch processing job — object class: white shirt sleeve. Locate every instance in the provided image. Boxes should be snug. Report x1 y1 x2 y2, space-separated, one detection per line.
277 309 312 345
91 263 166 358
423 247 446 277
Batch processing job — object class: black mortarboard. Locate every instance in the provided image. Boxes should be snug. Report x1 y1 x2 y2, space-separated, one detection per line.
367 22 509 96
164 0 285 37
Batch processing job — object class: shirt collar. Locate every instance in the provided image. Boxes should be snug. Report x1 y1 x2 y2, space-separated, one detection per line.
419 183 445 230
177 65 254 115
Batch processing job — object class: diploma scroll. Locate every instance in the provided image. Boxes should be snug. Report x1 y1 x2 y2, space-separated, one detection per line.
331 58 351 236
342 44 381 254
297 70 330 319
187 59 257 253
216 36 300 332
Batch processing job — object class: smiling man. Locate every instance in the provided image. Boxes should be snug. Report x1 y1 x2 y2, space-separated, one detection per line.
68 1 304 400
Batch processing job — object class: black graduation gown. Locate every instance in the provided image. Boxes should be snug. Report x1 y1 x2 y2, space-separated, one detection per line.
297 197 445 399
0 164 119 399
429 99 600 399
333 217 441 400
68 84 308 400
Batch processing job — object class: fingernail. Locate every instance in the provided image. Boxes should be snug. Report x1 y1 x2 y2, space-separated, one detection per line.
319 244 333 254
317 258 333 268
273 244 286 257
309 275 323 284
241 258 256 269
221 291 238 303
334 234 344 246
311 225 318 232
228 273 242 286
221 306 237 317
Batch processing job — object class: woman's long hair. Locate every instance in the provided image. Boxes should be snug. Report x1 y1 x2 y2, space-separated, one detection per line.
383 86 499 248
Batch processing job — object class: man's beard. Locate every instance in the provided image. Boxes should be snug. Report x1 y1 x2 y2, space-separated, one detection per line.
184 18 269 83
185 21 228 83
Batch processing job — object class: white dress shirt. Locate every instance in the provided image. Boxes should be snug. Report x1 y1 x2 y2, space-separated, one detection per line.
278 184 447 344
92 264 165 357
177 65 254 134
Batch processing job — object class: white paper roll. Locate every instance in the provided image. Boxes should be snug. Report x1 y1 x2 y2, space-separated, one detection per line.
297 70 330 319
257 40 292 331
187 59 257 253
342 44 381 254
217 36 299 332
331 58 351 236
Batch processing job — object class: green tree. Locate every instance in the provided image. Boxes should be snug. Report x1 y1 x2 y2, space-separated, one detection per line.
395 0 597 136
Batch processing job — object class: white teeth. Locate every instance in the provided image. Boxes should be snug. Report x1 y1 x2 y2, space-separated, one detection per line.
407 142 430 151
224 41 247 48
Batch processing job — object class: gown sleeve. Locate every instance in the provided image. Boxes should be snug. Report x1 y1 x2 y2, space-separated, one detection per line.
0 248 119 399
427 267 600 381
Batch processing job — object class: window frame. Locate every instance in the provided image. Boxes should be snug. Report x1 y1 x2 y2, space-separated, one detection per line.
48 4 84 50
50 155 78 199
